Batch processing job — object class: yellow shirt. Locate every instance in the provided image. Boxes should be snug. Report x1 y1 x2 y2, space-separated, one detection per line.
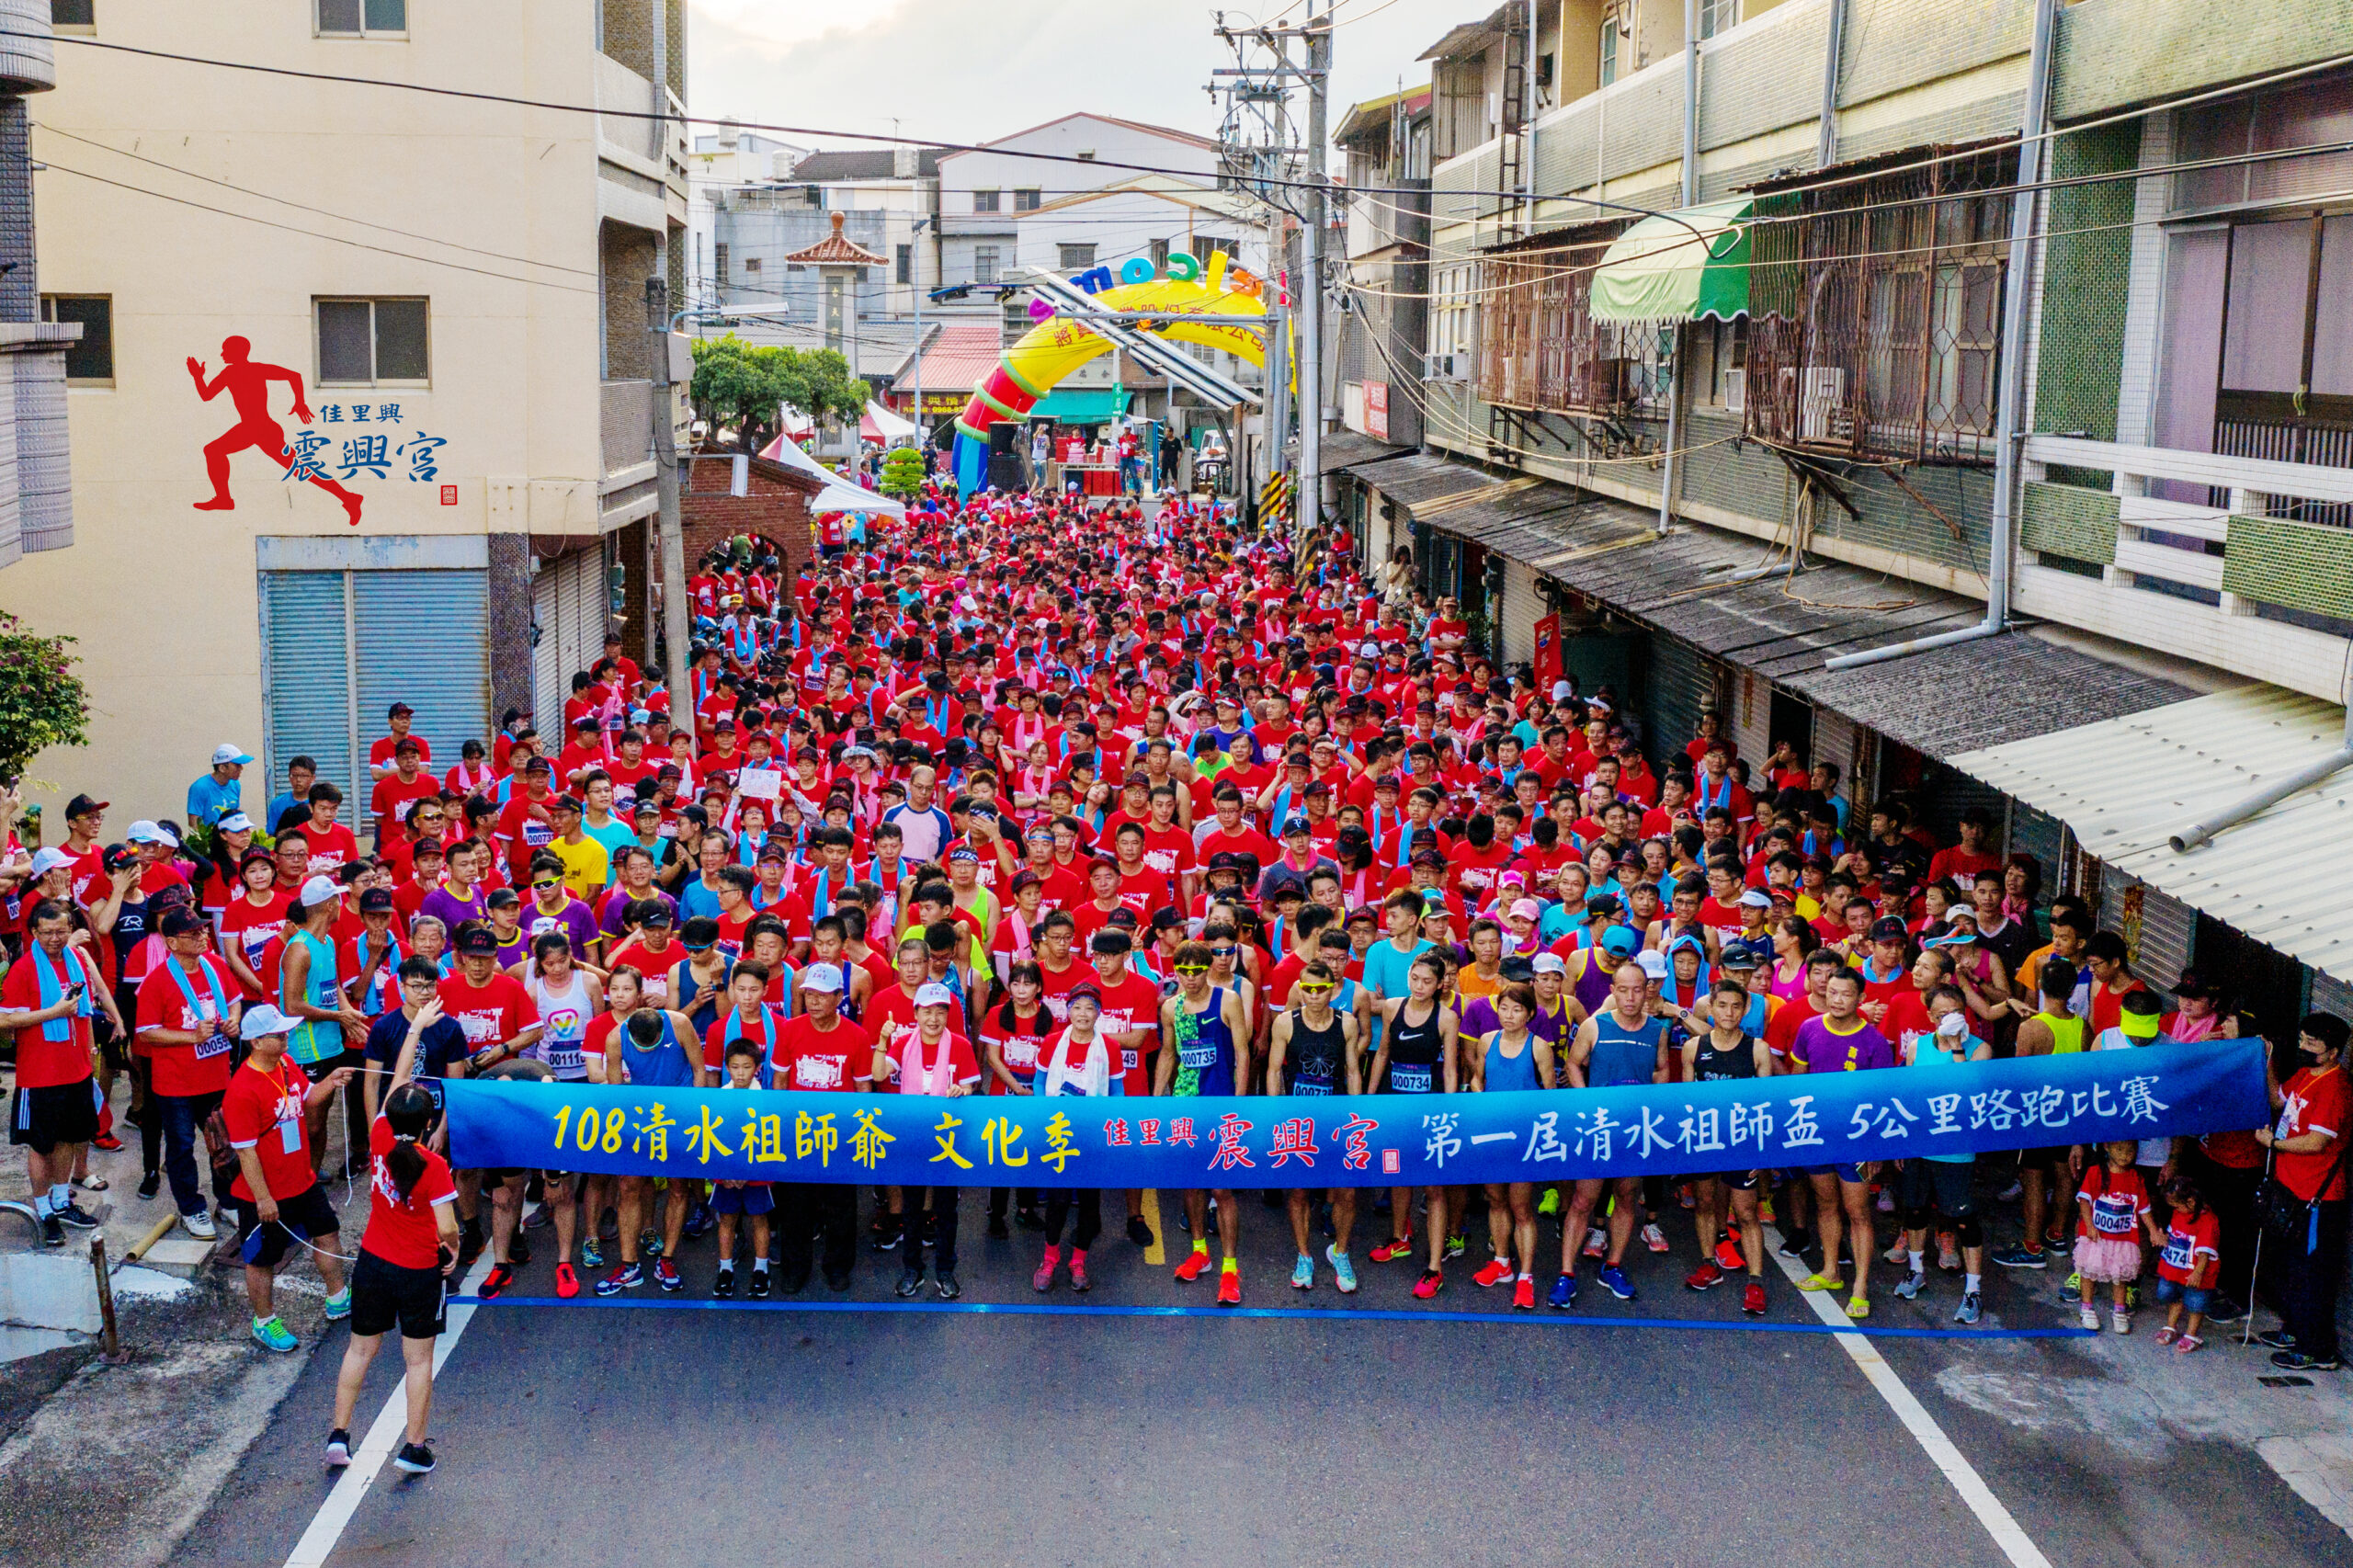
551 835 610 901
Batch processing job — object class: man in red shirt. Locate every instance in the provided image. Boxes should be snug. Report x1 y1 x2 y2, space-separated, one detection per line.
222 1003 354 1351
1085 928 1166 1247
368 701 431 779
0 898 120 1241
292 784 362 875
135 905 242 1236
369 740 441 850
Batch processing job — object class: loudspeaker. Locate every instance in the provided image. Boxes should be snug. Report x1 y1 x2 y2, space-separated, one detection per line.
985 422 1024 491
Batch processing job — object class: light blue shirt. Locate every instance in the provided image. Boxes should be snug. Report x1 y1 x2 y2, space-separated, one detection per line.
186 772 241 827
1361 937 1432 1001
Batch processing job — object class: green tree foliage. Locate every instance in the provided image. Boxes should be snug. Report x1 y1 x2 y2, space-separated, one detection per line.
878 445 926 501
0 613 89 788
689 335 870 453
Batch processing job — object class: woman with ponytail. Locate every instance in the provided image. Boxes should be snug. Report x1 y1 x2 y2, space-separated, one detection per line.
325 1052 459 1477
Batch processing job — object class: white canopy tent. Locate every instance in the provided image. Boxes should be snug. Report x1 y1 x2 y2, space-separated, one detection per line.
756 427 907 517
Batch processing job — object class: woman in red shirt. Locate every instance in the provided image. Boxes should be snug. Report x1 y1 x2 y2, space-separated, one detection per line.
2256 1013 2351 1372
325 1074 458 1478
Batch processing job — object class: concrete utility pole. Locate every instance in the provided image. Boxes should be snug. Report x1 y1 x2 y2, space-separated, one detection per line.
1300 2 1330 541
648 280 690 682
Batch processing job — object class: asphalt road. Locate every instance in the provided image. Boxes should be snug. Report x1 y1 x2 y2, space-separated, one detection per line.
168 1190 2353 1568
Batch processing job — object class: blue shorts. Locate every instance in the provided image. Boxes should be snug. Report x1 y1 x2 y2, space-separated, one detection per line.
710 1184 775 1217
1801 1163 1867 1185
2154 1277 2211 1315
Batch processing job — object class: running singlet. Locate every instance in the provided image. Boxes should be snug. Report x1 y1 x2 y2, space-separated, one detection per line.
623 1013 698 1089
1483 1032 1542 1093
1285 1007 1347 1096
1385 1000 1444 1094
1587 1010 1665 1088
1167 985 1237 1097
530 972 592 1079
1689 1030 1758 1084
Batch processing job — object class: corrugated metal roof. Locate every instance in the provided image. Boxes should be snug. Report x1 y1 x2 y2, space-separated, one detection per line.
1950 687 2353 983
1321 431 1408 472
1787 632 2190 756
899 321 1003 393
1351 452 1504 509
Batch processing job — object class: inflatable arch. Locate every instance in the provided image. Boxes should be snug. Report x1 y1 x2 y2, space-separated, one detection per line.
951 249 1267 497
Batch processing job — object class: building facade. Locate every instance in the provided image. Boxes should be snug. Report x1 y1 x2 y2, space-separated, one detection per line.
0 0 81 573
10 0 689 824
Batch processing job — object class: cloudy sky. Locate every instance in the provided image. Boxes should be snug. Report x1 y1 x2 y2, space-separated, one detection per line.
686 0 1452 158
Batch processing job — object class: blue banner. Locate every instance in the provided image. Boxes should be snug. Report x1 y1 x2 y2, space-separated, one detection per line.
442 1039 2267 1190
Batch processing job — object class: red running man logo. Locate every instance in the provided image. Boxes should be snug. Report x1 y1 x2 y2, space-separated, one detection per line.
188 335 364 526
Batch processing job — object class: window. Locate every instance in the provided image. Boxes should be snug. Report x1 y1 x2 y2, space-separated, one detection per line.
40 295 112 383
1058 243 1097 271
1149 238 1170 272
972 189 1001 213
973 245 1000 284
1598 20 1620 87
743 256 761 275
51 0 95 29
1192 234 1231 264
1475 228 1671 414
713 242 729 286
1698 0 1738 40
316 0 406 34
896 244 913 285
1014 189 1041 211
316 298 429 385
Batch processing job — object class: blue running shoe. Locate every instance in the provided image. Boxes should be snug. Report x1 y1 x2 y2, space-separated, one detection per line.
1599 1264 1635 1301
1954 1290 1983 1325
1326 1244 1358 1294
1290 1253 1314 1290
1548 1271 1576 1310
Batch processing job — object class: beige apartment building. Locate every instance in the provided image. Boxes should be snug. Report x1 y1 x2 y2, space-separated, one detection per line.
4 0 689 828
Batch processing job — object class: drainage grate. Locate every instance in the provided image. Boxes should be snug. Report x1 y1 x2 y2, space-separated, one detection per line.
2258 1375 2314 1389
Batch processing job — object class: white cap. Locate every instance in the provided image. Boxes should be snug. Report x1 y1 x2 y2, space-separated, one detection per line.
1634 949 1671 981
913 983 956 1009
28 846 73 877
1551 680 1574 701
800 965 845 994
216 812 255 834
126 819 177 846
211 743 256 767
1737 888 1773 908
1529 952 1567 976
239 1004 297 1040
298 874 341 909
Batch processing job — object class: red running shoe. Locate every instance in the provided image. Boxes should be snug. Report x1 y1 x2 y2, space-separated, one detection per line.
1742 1279 1768 1316
1714 1235 1747 1272
1685 1262 1722 1291
1512 1276 1536 1311
1068 1249 1092 1292
1173 1247 1212 1282
479 1263 515 1301
1216 1267 1241 1306
553 1262 580 1300
1412 1268 1444 1300
1369 1233 1415 1264
1473 1257 1515 1288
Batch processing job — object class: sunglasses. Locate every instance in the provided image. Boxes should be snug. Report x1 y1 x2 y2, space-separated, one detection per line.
1209 946 1238 958
532 880 562 891
1173 964 1210 975
1296 983 1336 994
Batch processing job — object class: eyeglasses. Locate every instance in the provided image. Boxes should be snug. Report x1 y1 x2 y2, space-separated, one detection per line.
1209 946 1238 958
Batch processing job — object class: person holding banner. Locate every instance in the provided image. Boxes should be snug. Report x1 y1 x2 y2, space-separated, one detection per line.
592 981 705 1297
1552 961 1668 1308
1788 969 1897 1320
1034 983 1115 1293
1159 943 1251 1304
1267 960 1363 1293
1469 982 1555 1311
770 964 870 1292
885 983 981 1300
1367 953 1460 1298
1678 978 1774 1315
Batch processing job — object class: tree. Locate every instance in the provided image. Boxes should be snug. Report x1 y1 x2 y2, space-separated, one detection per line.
690 335 871 454
0 612 89 789
878 445 926 502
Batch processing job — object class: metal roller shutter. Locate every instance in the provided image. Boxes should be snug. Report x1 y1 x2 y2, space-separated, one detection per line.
1640 635 1722 776
2098 872 2197 998
1811 707 1863 819
531 561 563 729
1500 560 1544 668
531 544 610 726
1731 667 1772 784
260 573 356 827
2310 970 2353 1021
355 571 491 782
2008 801 2066 892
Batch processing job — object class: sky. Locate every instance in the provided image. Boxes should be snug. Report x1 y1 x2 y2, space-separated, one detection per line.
685 0 1456 163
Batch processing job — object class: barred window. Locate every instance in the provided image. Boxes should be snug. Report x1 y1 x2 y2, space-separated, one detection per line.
1473 223 1670 416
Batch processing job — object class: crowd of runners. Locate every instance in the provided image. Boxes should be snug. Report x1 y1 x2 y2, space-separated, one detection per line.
2 473 2347 1475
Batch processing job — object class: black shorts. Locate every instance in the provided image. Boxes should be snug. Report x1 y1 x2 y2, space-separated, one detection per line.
350 1249 448 1339
10 1079 102 1153
233 1184 342 1268
302 1048 366 1085
1705 1169 1762 1191
2014 1145 2072 1174
1899 1157 1978 1220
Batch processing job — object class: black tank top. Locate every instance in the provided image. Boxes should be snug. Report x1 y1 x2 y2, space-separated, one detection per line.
1690 1029 1758 1084
1286 1007 1347 1096
1385 999 1443 1095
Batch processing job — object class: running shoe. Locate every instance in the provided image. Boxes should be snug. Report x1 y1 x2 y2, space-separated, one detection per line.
1216 1267 1241 1307
937 1272 963 1301
1291 1254 1315 1291
2271 1351 2343 1371
182 1210 218 1241
1034 1246 1062 1292
1412 1269 1444 1300
1795 1272 1845 1293
712 1267 735 1299
2111 1308 2131 1335
1537 1187 1560 1217
1444 1231 1468 1260
1126 1215 1154 1247
1954 1291 1982 1326
1326 1244 1358 1295
1068 1250 1092 1292
1513 1276 1536 1311
324 1288 352 1322
2255 1329 2300 1351
654 1258 682 1293
1742 1280 1768 1316
1995 1180 2023 1203
2059 1270 2082 1298
523 1202 554 1231
1713 1236 1746 1272
595 1262 642 1296
92 1132 123 1153
682 1202 715 1240
894 1268 925 1298
1473 1257 1514 1288
1548 1272 1576 1310
251 1315 298 1353
1846 1296 1870 1320
1893 1271 1926 1301
1599 1265 1634 1301
325 1428 352 1468
1369 1233 1415 1264
1582 1227 1606 1260
598 1208 620 1243
137 1172 160 1200
1685 1263 1722 1291
1937 1233 1962 1273
2078 1305 2101 1330
54 1201 98 1231
870 1220 902 1253
1882 1239 1911 1266
749 1268 771 1300
393 1442 436 1475
478 1265 515 1301
1775 1226 1812 1259
1676 1183 1696 1210
1989 1244 2046 1270
2206 1297 2249 1325
580 1237 605 1269
1641 1222 1669 1255
1173 1245 1212 1282
640 1229 664 1259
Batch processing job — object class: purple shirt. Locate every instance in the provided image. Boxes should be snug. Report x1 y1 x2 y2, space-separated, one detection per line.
417 886 488 936
599 887 677 938
1459 994 1574 1049
524 895 601 960
1790 1016 1895 1074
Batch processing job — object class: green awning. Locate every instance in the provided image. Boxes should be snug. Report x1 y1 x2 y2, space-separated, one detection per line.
1029 385 1128 424
1589 198 1752 324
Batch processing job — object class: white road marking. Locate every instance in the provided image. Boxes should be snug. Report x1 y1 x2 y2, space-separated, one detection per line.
1766 1227 2052 1568
280 1254 493 1568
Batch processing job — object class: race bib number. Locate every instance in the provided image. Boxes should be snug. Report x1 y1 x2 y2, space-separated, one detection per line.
1121 1049 1140 1073
1004 1039 1040 1071
1179 1041 1216 1069
1390 1063 1432 1094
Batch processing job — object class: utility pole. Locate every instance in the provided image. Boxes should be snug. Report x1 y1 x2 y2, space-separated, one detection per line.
1300 2 1330 544
647 279 690 683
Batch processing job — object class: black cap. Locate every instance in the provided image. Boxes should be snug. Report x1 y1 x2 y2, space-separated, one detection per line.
157 905 206 937
64 793 108 819
455 926 500 956
358 888 395 914
1869 916 1909 942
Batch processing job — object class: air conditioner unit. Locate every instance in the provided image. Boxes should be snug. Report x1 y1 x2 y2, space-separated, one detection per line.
1723 367 1745 415
1591 356 1636 405
1798 367 1844 442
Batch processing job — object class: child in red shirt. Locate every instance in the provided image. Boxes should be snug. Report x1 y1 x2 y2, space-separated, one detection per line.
2073 1142 2161 1335
2153 1176 2221 1354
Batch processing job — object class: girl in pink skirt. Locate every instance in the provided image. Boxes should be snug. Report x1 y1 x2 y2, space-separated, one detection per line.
2075 1141 2161 1333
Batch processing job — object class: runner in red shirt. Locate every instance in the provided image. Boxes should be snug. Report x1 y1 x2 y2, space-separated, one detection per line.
222 1004 354 1353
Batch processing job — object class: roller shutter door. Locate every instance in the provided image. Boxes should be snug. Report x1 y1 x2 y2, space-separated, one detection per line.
2310 970 2352 1021
1640 635 1722 774
1500 559 1544 668
1811 707 1864 822
2098 873 2197 997
2008 801 2066 893
531 542 610 726
260 572 356 829
1731 667 1772 782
